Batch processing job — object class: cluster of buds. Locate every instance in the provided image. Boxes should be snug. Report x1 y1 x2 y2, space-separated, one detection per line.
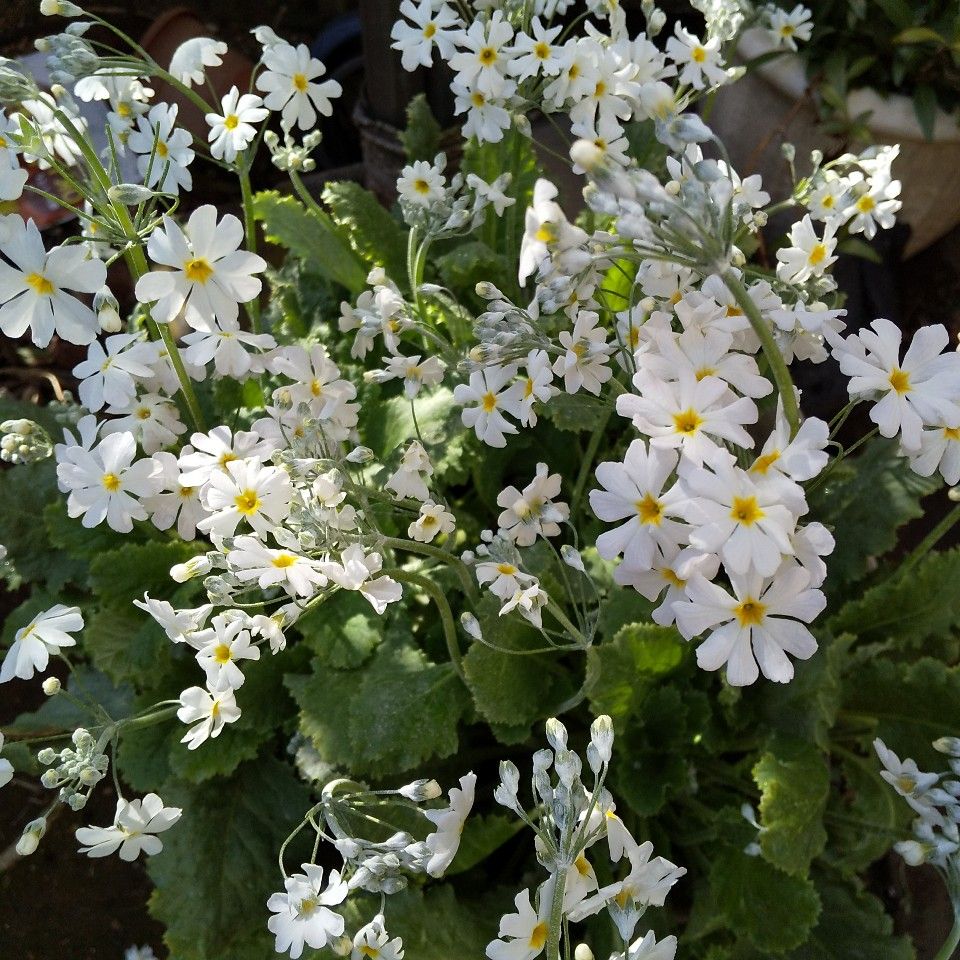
37 727 109 811
264 129 324 173
0 419 54 464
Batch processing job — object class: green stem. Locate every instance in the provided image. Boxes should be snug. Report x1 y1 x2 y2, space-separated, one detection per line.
933 916 960 960
897 501 960 580
379 536 478 602
571 407 611 515
545 869 568 960
721 269 799 437
385 567 465 682
545 597 589 647
238 163 262 334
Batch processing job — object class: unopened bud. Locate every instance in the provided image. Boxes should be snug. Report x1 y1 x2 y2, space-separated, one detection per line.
345 445 373 464
108 183 156 205
41 0 84 15
42 677 61 696
16 817 46 856
574 946 595 960
398 778 442 802
570 138 604 173
560 545 585 572
170 555 212 583
933 737 960 759
460 612 482 640
37 748 57 765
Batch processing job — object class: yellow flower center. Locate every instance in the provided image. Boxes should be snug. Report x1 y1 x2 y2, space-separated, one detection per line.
223 114 240 130
695 366 716 381
310 378 324 397
413 177 431 194
726 305 743 317
635 493 663 525
218 451 238 468
212 643 232 664
663 567 685 589
359 948 380 959
856 194 876 214
534 41 551 59
423 22 437 39
420 513 438 528
234 489 262 516
184 257 215 284
292 72 308 92
822 194 835 209
496 562 517 575
25 272 55 296
478 46 497 66
529 922 548 950
296 897 317 917
593 80 607 98
896 775 916 794
211 698 221 718
888 368 911 394
156 139 169 158
272 553 296 568
730 495 764 525
575 854 591 876
808 243 827 266
136 407 151 420
482 391 498 412
669 289 683 305
944 426 960 441
102 473 121 492
569 63 580 79
751 450 780 474
692 45 707 63
524 377 535 398
178 485 195 498
672 408 703 436
735 598 766 627
470 91 486 108
116 102 132 118
534 223 556 244
780 24 796 36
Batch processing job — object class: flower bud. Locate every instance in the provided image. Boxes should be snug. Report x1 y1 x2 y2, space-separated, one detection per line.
574 946 595 960
560 545 585 572
17 817 46 856
37 748 57 765
933 737 960 758
42 677 61 696
589 715 614 766
40 769 60 788
170 556 212 583
460 612 482 640
398 778 442 802
108 183 156 205
41 0 84 15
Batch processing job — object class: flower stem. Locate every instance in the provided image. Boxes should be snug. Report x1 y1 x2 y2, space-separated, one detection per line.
571 407 611 515
933 916 960 960
545 868 568 960
238 162 262 334
897 501 960 581
721 269 799 438
379 536 478 602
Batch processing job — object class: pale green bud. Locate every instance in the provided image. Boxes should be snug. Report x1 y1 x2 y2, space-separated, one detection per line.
16 817 46 856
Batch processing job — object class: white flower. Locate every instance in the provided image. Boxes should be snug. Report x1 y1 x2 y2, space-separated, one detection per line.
179 425 275 487
665 25 727 90
177 682 241 749
617 370 757 467
169 37 227 87
499 583 549 629
0 604 83 683
765 4 813 51
423 772 476 877
519 179 583 285
267 864 349 959
206 86 269 163
373 352 446 398
57 431 161 532
351 914 404 960
843 173 901 240
256 42 342 131
141 450 207 539
749 405 830 483
830 318 960 453
194 614 262 689
517 349 557 427
454 83 515 144
909 423 960 485
554 311 613 396
320 545 402 614
132 594 213 644
776 215 838 284
622 931 677 960
409 501 456 542
454 364 523 448
385 439 434 502
498 463 569 546
677 455 800 577
135 205 267 331
510 18 564 81
0 113 27 201
673 565 825 685
485 885 550 960
76 794 181 861
449 11 514 98
181 323 276 378
476 559 536 602
0 217 106 347
128 103 194 195
102 392 186 455
467 173 516 216
397 160 446 207
874 738 946 824
73 333 155 412
590 441 685 571
391 0 460 71
228 534 327 598
198 458 293 538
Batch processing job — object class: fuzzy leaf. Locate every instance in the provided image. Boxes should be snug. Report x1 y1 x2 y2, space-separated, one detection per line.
89 540 197 605
399 93 442 162
753 739 829 875
253 190 366 293
83 603 172 687
296 590 382 669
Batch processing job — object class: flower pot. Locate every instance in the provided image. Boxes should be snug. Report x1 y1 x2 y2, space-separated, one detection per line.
708 29 960 258
139 7 254 142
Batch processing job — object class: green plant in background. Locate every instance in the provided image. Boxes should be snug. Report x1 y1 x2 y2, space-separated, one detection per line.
0 1 958 959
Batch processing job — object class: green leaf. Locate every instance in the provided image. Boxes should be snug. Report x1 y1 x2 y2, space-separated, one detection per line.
321 180 408 282
83 603 172 687
892 26 947 46
912 84 938 141
545 392 609 433
361 386 455 461
447 812 524 875
830 548 960 648
836 237 882 264
753 739 829 876
148 758 310 960
586 622 685 721
436 241 511 300
711 849 821 953
399 92 442 162
296 590 383 669
89 540 197 605
253 190 366 294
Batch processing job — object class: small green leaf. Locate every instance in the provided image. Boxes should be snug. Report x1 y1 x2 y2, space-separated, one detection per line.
912 84 938 141
89 540 197 605
447 812 524 875
399 93 442 162
297 590 383 669
892 26 947 46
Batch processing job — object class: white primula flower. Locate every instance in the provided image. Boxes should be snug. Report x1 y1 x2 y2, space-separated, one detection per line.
177 682 241 749
665 25 727 89
141 450 207 540
169 37 227 87
874 738 948 825
497 462 569 546
673 565 825 685
454 83 515 145
267 864 349 959
76 793 181 861
351 914 404 960
0 604 83 683
198 458 293 538
590 441 685 571
73 333 156 412
0 112 27 201
56 431 161 532
621 931 678 960
765 4 813 51
843 172 901 240
390 0 460 71
132 593 213 644
554 310 614 396
485 885 551 960
372 352 446 398
135 205 267 331
102 392 186 455
206 86 269 163
499 583 549 629
409 501 456 543
396 159 446 207
454 364 523 448
181 323 276 378
423 772 476 877
517 349 557 427
467 173 516 216
830 318 960 453
909 422 960 486
194 613 262 689
385 439 434 502
179 425 275 487
127 103 194 195
0 216 106 347
228 534 327 598
449 11 514 98
476 558 537 602
320 545 402 614
256 42 342 131
775 215 838 284
510 18 564 81
0 732 13 788
749 405 830 483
